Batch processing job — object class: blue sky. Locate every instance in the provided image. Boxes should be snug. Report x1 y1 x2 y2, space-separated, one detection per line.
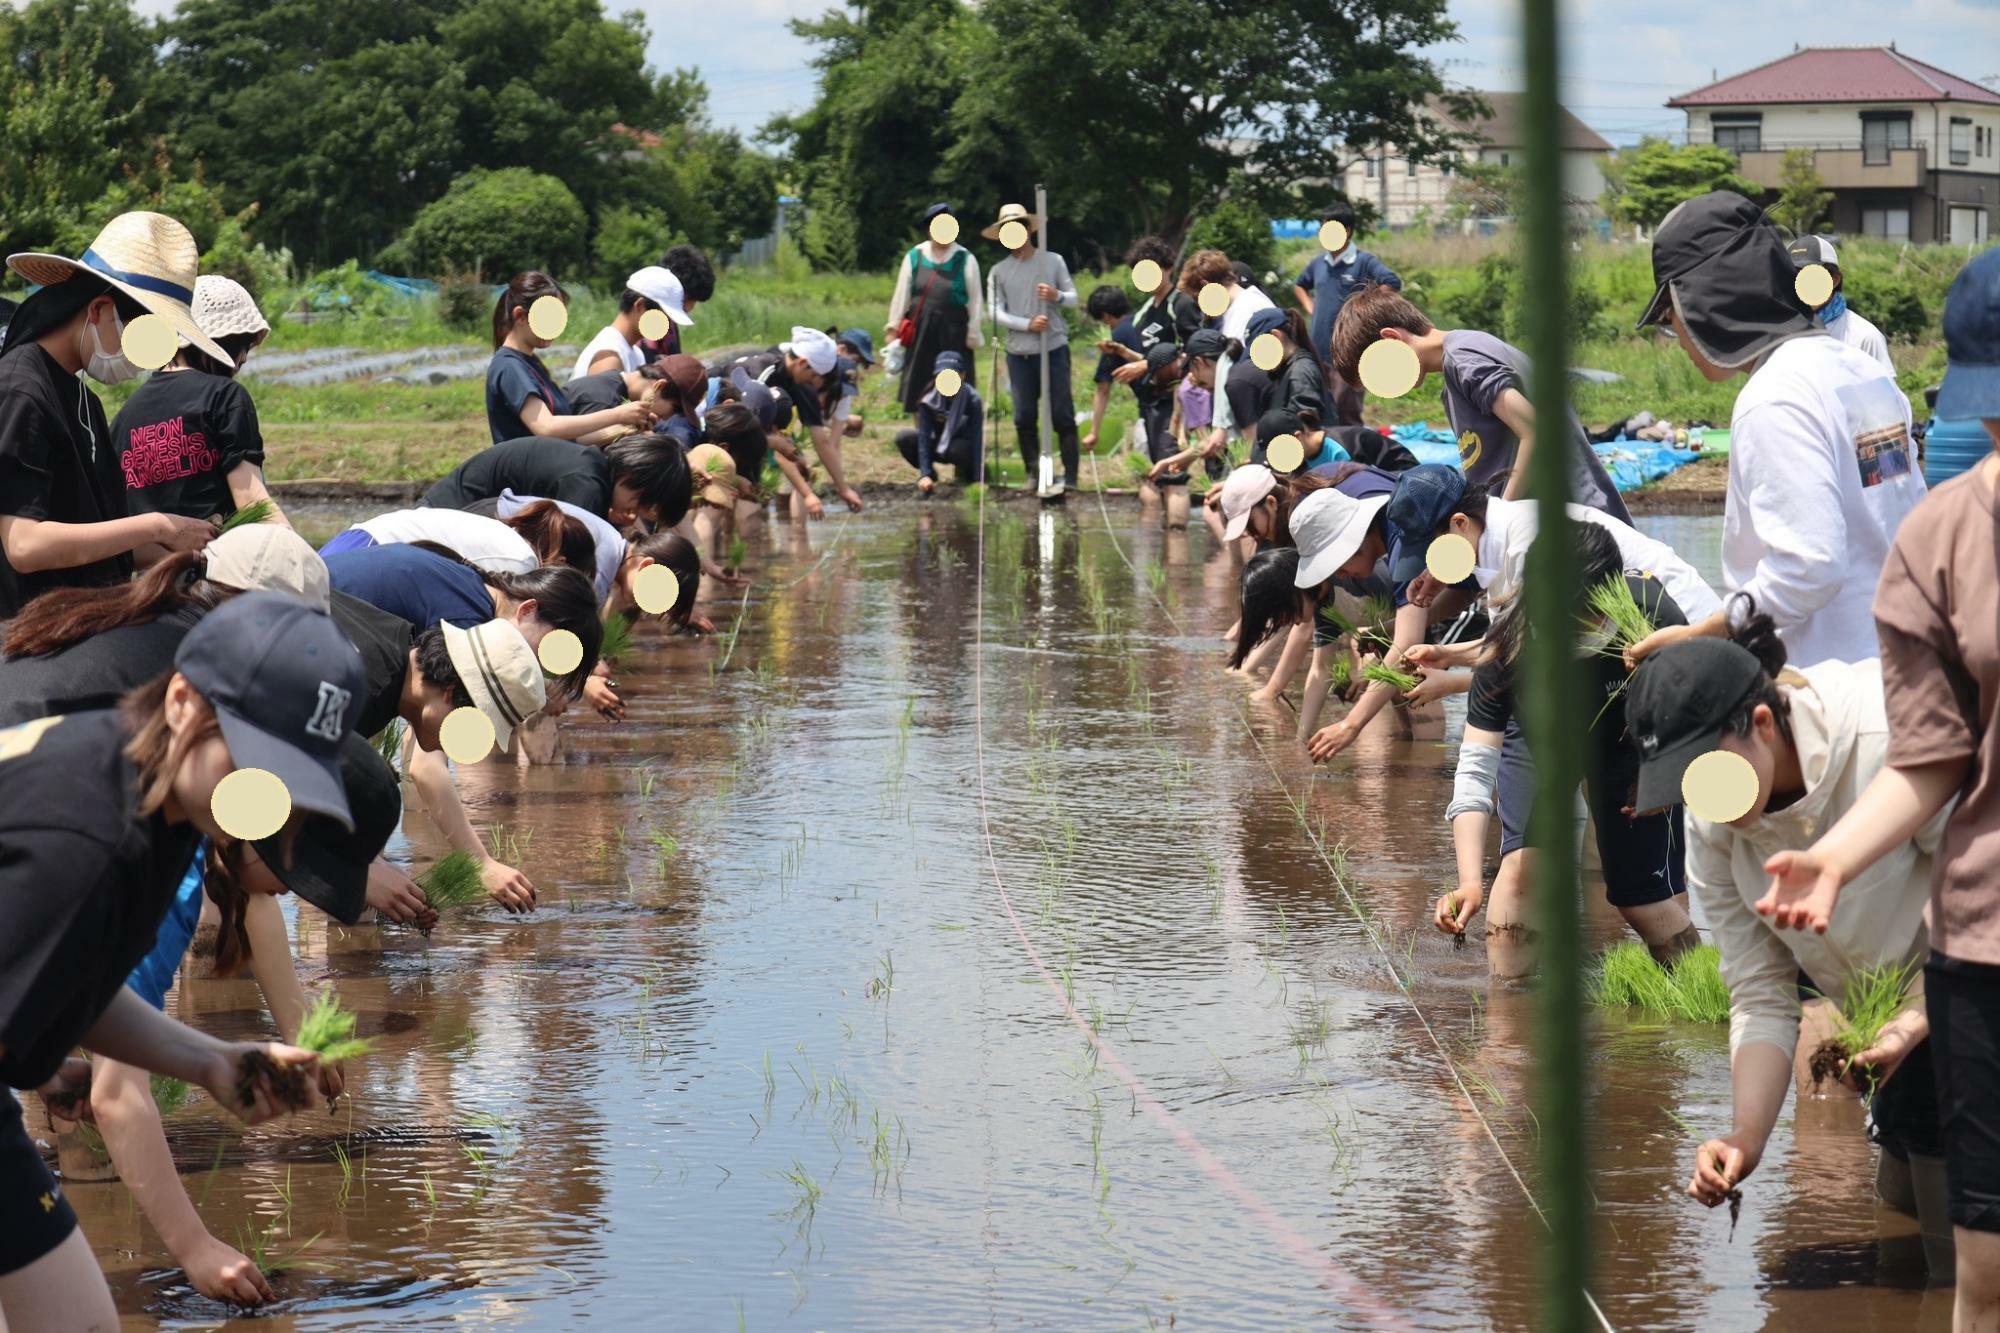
644 0 2000 143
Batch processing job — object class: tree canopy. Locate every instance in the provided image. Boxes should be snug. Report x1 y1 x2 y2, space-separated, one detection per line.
1601 139 1758 231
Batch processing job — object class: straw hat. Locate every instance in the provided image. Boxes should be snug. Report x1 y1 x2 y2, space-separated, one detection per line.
7 212 230 364
187 274 270 347
980 202 1042 241
686 443 741 507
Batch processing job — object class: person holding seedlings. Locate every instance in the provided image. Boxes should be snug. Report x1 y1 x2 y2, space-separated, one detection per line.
485 272 653 445
986 201 1083 491
90 732 405 1306
571 265 694 381
1331 283 1630 522
1756 246 2000 1328
1432 523 1706 975
1294 202 1399 425
634 245 714 361
682 443 753 576
1125 235 1205 346
1622 614 1950 1272
1627 191 1922 669
422 434 693 533
1147 328 1235 480
886 203 983 417
0 212 226 618
0 591 357 1327
562 360 666 417
110 274 286 529
713 328 863 514
1786 235 1893 371
895 350 984 496
829 327 876 438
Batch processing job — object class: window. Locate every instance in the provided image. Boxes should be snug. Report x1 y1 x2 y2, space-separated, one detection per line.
1862 206 1912 242
1712 114 1762 153
1407 158 1418 177
1862 113 1912 166
1499 151 1510 167
1365 156 1379 179
1951 117 1972 167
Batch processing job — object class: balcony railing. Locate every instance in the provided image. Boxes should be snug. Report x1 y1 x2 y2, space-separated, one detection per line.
1717 141 1932 190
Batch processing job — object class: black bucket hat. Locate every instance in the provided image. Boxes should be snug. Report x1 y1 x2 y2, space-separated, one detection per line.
252 731 402 924
1636 190 1817 371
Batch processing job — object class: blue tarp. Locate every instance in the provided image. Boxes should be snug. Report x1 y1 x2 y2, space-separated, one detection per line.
1387 422 1701 493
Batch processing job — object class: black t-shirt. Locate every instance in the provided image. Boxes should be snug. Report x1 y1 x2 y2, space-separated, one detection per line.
1466 575 1690 764
328 590 415 739
108 368 264 522
1225 359 1269 434
714 351 821 431
1133 290 1200 351
0 345 130 618
1268 352 1329 424
0 605 201 728
0 709 202 1089
562 369 627 416
422 437 613 516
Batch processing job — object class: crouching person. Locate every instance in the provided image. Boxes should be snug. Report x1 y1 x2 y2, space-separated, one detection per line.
895 351 984 495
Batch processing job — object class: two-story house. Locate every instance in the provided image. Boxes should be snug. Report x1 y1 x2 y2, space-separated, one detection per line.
1668 45 1999 246
1337 93 1613 228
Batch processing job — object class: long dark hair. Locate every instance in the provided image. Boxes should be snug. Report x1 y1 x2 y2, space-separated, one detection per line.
5 551 233 658
492 271 566 348
1719 594 1797 745
179 332 262 379
502 500 594 572
631 530 700 623
1229 547 1311 669
482 564 603 696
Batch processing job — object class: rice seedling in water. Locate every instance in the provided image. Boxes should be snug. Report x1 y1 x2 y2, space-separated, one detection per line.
1328 657 1352 692
1359 594 1394 645
649 828 679 875
371 720 403 768
1809 958 1921 1092
865 950 895 1000
1363 663 1419 693
216 497 275 534
727 534 748 569
1590 941 1731 1024
598 612 634 665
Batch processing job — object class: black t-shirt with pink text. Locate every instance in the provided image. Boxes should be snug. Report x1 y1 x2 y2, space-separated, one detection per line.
109 367 265 522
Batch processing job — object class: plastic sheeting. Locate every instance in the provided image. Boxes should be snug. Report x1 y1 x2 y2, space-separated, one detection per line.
1386 422 1702 493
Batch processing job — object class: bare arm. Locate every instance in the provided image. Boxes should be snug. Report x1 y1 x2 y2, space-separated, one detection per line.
224 461 288 528
1085 381 1112 446
1493 387 1537 502
1690 1043 1793 1205
82 987 312 1124
517 395 647 443
0 510 197 573
408 744 537 912
1308 601 1428 759
1250 621 1314 703
1294 284 1315 315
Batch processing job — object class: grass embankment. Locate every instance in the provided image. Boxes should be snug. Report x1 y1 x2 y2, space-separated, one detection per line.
116 232 1962 493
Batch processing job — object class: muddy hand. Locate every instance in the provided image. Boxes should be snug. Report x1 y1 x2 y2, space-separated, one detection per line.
1756 849 1843 934
480 856 538 913
36 1056 94 1121
1690 1135 1758 1206
178 1232 274 1306
365 861 428 925
1435 886 1481 934
1307 721 1355 762
215 1042 318 1124
1846 1007 1927 1092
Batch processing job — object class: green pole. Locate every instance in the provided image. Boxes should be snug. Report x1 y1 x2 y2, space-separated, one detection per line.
1518 0 1591 1328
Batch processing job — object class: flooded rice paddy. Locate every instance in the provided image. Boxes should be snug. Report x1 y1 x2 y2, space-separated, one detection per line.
75 500 1949 1329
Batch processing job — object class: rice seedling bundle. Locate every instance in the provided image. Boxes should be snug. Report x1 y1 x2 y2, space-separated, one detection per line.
1585 576 1655 653
1363 663 1419 693
417 851 485 914
296 993 375 1065
598 613 634 665
1590 941 1729 1024
216 498 276 534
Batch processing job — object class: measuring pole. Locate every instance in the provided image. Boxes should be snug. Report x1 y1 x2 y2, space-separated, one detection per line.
1034 183 1062 501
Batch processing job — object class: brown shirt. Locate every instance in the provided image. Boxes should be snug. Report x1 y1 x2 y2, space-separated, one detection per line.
1873 460 2000 964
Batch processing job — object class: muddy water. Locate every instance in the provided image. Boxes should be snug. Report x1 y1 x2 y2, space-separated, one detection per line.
68 503 1949 1329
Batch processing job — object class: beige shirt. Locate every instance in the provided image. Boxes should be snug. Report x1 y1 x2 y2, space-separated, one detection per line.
1875 461 2000 965
1685 659 1946 1060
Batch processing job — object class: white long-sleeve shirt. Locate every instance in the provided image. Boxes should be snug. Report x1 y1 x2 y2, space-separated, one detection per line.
1475 495 1722 622
1685 659 1946 1061
886 243 983 347
1826 306 1892 371
1212 285 1279 432
1723 333 1924 667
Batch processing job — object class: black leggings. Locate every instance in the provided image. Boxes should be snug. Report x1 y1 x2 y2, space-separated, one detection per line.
0 1091 76 1276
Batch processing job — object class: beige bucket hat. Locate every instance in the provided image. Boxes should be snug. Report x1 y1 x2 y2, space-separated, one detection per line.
980 202 1043 241
7 212 230 364
187 274 271 347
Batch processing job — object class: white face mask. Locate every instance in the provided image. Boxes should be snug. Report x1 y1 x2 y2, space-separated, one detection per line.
81 306 139 385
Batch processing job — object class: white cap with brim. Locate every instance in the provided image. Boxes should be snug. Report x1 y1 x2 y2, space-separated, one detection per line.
787 326 839 376
442 619 546 752
1219 464 1279 542
7 211 231 365
202 525 330 610
627 265 693 326
1291 489 1390 588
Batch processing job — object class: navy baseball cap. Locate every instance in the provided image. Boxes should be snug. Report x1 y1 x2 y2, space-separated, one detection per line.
1184 329 1229 360
1244 307 1286 341
1144 342 1181 373
934 349 967 375
253 731 400 924
839 327 876 366
1626 638 1767 815
1936 247 2000 421
174 591 365 833
1385 464 1468 582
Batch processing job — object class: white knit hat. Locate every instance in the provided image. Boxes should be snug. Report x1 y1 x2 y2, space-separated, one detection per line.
7 212 230 364
186 275 270 346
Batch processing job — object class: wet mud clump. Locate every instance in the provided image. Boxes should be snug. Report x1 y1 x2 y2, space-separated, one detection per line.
1727 1188 1743 1241
236 1049 312 1112
1808 1038 1850 1090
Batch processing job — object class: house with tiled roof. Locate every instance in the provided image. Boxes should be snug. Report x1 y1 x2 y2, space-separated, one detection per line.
1668 45 1999 245
1337 93 1614 227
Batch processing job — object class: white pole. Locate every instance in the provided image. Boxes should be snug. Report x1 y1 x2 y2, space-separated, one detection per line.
1035 183 1059 498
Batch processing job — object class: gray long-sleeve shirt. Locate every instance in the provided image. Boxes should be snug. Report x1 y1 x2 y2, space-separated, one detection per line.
987 249 1076 356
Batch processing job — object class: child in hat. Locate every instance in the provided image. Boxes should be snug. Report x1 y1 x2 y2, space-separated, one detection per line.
1758 245 2000 1326
0 212 228 617
895 351 984 495
573 265 694 381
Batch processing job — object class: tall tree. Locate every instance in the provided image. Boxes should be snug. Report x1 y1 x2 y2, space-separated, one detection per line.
1600 139 1757 231
1768 147 1832 237
0 1 136 254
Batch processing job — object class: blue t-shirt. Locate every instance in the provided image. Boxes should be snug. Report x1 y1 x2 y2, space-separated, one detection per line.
1296 249 1401 366
485 348 572 444
324 544 493 631
125 841 207 1009
1323 464 1408 605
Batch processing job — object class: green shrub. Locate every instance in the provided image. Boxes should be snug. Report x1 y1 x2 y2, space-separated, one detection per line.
388 168 587 282
1183 198 1277 281
1843 267 1929 342
593 205 682 292
435 270 489 332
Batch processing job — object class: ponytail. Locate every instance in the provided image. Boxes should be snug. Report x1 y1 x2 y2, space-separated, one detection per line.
503 500 594 573
1229 547 1309 669
1720 594 1798 745
5 552 231 658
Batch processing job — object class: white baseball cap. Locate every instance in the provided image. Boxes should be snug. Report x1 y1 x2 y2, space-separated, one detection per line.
787 326 839 376
1219 464 1279 541
1291 488 1390 588
202 524 330 610
627 265 693 326
442 619 546 752
1786 234 1839 269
